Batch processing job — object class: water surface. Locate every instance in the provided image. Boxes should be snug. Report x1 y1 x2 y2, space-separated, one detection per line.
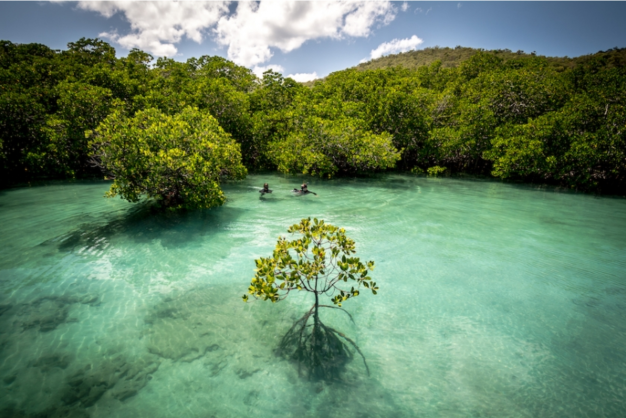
1 174 625 417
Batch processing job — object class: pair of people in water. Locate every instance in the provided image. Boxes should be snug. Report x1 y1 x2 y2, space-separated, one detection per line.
259 183 315 196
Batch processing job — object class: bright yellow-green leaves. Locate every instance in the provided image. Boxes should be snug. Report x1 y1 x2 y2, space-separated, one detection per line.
244 218 377 306
268 116 401 177
427 166 447 176
89 106 247 210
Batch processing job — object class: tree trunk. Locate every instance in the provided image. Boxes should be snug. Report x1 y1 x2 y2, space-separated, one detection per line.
314 281 320 328
311 278 323 379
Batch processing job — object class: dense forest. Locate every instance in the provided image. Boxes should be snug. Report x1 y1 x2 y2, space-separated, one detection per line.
1 38 625 201
354 45 626 72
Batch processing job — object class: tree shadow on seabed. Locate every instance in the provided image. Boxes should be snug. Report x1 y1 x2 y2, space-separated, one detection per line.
276 303 369 382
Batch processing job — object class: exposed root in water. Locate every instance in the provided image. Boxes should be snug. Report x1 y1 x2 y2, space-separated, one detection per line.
275 304 369 381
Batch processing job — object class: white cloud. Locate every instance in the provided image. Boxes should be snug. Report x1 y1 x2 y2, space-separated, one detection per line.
458 2 462 9
251 65 318 82
401 2 409 12
77 1 395 69
77 1 229 57
367 35 423 60
286 72 318 82
214 1 396 67
415 7 432 15
252 64 285 78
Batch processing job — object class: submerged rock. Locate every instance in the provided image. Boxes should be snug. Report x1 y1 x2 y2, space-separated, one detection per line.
18 297 72 332
0 304 12 317
0 405 90 418
10 295 99 333
61 355 161 407
30 354 72 371
144 292 227 362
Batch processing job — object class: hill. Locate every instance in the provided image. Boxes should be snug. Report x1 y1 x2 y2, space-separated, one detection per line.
299 46 626 86
355 45 626 73
356 46 574 72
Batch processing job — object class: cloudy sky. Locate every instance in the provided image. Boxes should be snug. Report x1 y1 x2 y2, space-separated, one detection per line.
1 1 625 81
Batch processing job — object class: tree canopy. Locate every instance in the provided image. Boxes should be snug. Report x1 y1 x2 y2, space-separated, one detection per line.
245 217 377 306
2 38 625 195
90 106 246 210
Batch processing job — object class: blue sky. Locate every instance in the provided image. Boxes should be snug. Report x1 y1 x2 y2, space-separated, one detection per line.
1 2 625 81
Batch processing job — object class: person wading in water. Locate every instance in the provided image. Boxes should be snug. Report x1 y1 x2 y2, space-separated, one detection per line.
259 183 272 196
292 182 317 196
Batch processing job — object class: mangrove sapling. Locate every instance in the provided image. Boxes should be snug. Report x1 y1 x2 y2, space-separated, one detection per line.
243 218 378 381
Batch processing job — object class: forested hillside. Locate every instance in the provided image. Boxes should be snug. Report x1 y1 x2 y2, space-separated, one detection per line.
358 46 547 71
357 45 626 73
1 38 625 196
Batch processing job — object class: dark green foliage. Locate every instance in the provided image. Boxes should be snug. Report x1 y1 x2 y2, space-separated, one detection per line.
1 38 625 193
486 94 626 191
40 81 115 177
308 68 431 169
0 91 47 179
247 70 308 169
0 38 152 185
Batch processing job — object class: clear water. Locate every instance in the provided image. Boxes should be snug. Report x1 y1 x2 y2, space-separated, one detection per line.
1 174 625 418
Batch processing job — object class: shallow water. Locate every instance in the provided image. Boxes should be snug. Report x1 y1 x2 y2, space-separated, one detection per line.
1 174 625 418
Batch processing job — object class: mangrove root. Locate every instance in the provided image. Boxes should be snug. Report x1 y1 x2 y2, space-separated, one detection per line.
275 305 369 381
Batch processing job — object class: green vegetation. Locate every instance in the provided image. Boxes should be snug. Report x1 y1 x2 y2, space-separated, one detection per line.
89 106 246 210
2 38 625 198
269 116 400 177
244 218 376 380
355 45 626 72
427 166 447 176
358 46 519 71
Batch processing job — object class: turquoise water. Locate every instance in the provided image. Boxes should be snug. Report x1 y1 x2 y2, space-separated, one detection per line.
1 174 626 417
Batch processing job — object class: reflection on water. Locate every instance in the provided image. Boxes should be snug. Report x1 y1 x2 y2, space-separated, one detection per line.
1 175 625 417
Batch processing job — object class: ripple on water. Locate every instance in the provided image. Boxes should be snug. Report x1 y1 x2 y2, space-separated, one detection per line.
0 174 625 417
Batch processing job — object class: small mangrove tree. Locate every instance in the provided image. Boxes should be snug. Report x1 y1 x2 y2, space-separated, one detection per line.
244 218 378 380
